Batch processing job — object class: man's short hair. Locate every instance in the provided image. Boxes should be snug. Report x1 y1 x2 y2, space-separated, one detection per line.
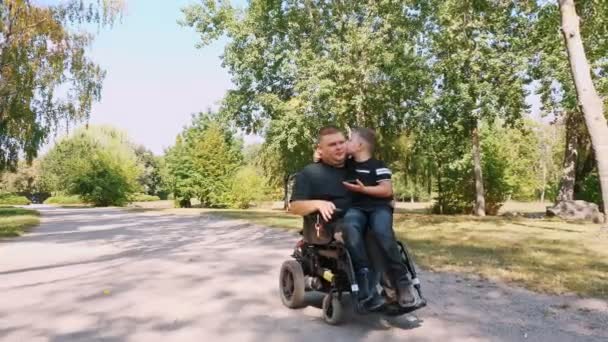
316 126 343 144
351 127 376 152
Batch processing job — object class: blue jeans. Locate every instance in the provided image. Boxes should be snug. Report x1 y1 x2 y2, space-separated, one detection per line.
343 207 411 289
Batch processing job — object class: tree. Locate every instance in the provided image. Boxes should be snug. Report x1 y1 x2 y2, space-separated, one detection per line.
0 159 46 198
165 111 243 208
227 165 266 209
0 0 123 172
133 145 167 198
558 0 608 223
182 0 433 181
41 125 141 206
419 0 534 216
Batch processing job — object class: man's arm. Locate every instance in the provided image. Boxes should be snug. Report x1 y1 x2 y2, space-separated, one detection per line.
289 200 335 216
289 169 336 221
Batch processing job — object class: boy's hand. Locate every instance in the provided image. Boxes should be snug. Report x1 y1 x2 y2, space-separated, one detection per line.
342 179 366 193
313 149 322 163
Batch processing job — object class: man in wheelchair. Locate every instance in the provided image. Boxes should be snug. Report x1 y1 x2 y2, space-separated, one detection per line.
285 126 425 323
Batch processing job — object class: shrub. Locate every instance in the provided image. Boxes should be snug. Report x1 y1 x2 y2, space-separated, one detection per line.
432 128 513 215
226 166 267 209
130 193 161 202
577 172 602 207
0 193 31 205
41 125 142 207
44 195 83 205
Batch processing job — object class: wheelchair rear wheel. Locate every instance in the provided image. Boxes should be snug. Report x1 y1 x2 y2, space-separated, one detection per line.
279 260 306 308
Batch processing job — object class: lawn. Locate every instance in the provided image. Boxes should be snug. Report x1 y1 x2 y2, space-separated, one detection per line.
175 207 607 299
0 207 40 237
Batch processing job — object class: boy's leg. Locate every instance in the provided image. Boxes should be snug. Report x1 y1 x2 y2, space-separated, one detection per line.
368 206 416 307
343 208 384 309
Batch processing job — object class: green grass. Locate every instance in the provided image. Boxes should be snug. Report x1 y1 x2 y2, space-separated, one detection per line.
171 207 607 299
394 214 607 299
0 207 40 237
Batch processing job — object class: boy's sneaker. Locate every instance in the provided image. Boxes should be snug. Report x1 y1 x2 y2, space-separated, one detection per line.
397 285 417 308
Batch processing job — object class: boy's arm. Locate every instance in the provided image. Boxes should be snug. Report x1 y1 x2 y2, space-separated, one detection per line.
343 179 393 198
342 161 394 198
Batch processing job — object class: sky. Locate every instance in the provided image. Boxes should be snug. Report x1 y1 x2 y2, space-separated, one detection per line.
44 0 251 155
41 0 543 155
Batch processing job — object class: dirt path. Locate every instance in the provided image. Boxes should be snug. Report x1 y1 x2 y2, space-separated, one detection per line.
1 206 606 341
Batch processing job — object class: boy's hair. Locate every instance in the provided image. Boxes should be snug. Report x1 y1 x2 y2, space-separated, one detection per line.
351 127 376 152
316 126 343 144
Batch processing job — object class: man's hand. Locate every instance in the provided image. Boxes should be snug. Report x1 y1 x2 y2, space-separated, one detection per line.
315 200 336 221
342 179 366 193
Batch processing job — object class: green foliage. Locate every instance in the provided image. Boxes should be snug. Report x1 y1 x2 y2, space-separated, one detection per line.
577 172 601 206
0 0 123 172
133 146 168 198
0 193 31 205
165 111 243 208
182 0 433 180
392 171 431 203
43 195 83 205
226 166 267 209
41 125 142 207
0 160 47 196
69 150 139 206
130 193 161 202
432 123 515 215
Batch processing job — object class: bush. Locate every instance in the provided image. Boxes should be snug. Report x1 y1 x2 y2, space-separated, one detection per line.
0 193 31 205
130 193 161 202
392 171 431 202
432 128 513 215
577 172 602 207
41 125 142 207
44 195 83 205
226 166 267 209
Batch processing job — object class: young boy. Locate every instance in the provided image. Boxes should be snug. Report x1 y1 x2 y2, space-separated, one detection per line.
341 127 416 309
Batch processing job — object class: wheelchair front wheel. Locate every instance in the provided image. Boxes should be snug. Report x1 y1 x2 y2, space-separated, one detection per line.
322 293 344 325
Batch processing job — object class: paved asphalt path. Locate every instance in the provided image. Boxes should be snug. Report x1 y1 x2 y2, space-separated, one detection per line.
1 206 607 342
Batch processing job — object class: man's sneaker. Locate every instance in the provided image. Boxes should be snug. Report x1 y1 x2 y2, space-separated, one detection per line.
397 285 417 308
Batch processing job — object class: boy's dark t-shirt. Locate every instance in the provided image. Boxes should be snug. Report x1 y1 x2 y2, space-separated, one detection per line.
345 157 393 210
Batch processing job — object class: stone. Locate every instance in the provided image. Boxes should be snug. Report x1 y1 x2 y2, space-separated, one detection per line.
546 200 604 223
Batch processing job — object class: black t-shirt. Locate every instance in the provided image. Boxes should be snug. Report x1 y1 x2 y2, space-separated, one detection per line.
290 162 350 244
345 157 393 210
290 162 351 213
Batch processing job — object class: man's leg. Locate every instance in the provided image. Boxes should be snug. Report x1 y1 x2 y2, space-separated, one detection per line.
368 206 416 307
343 208 384 310
342 208 369 271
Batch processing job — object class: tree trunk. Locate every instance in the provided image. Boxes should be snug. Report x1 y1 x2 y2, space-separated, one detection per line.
559 0 608 224
472 124 486 216
283 175 289 210
557 113 579 202
436 166 444 215
541 161 547 203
